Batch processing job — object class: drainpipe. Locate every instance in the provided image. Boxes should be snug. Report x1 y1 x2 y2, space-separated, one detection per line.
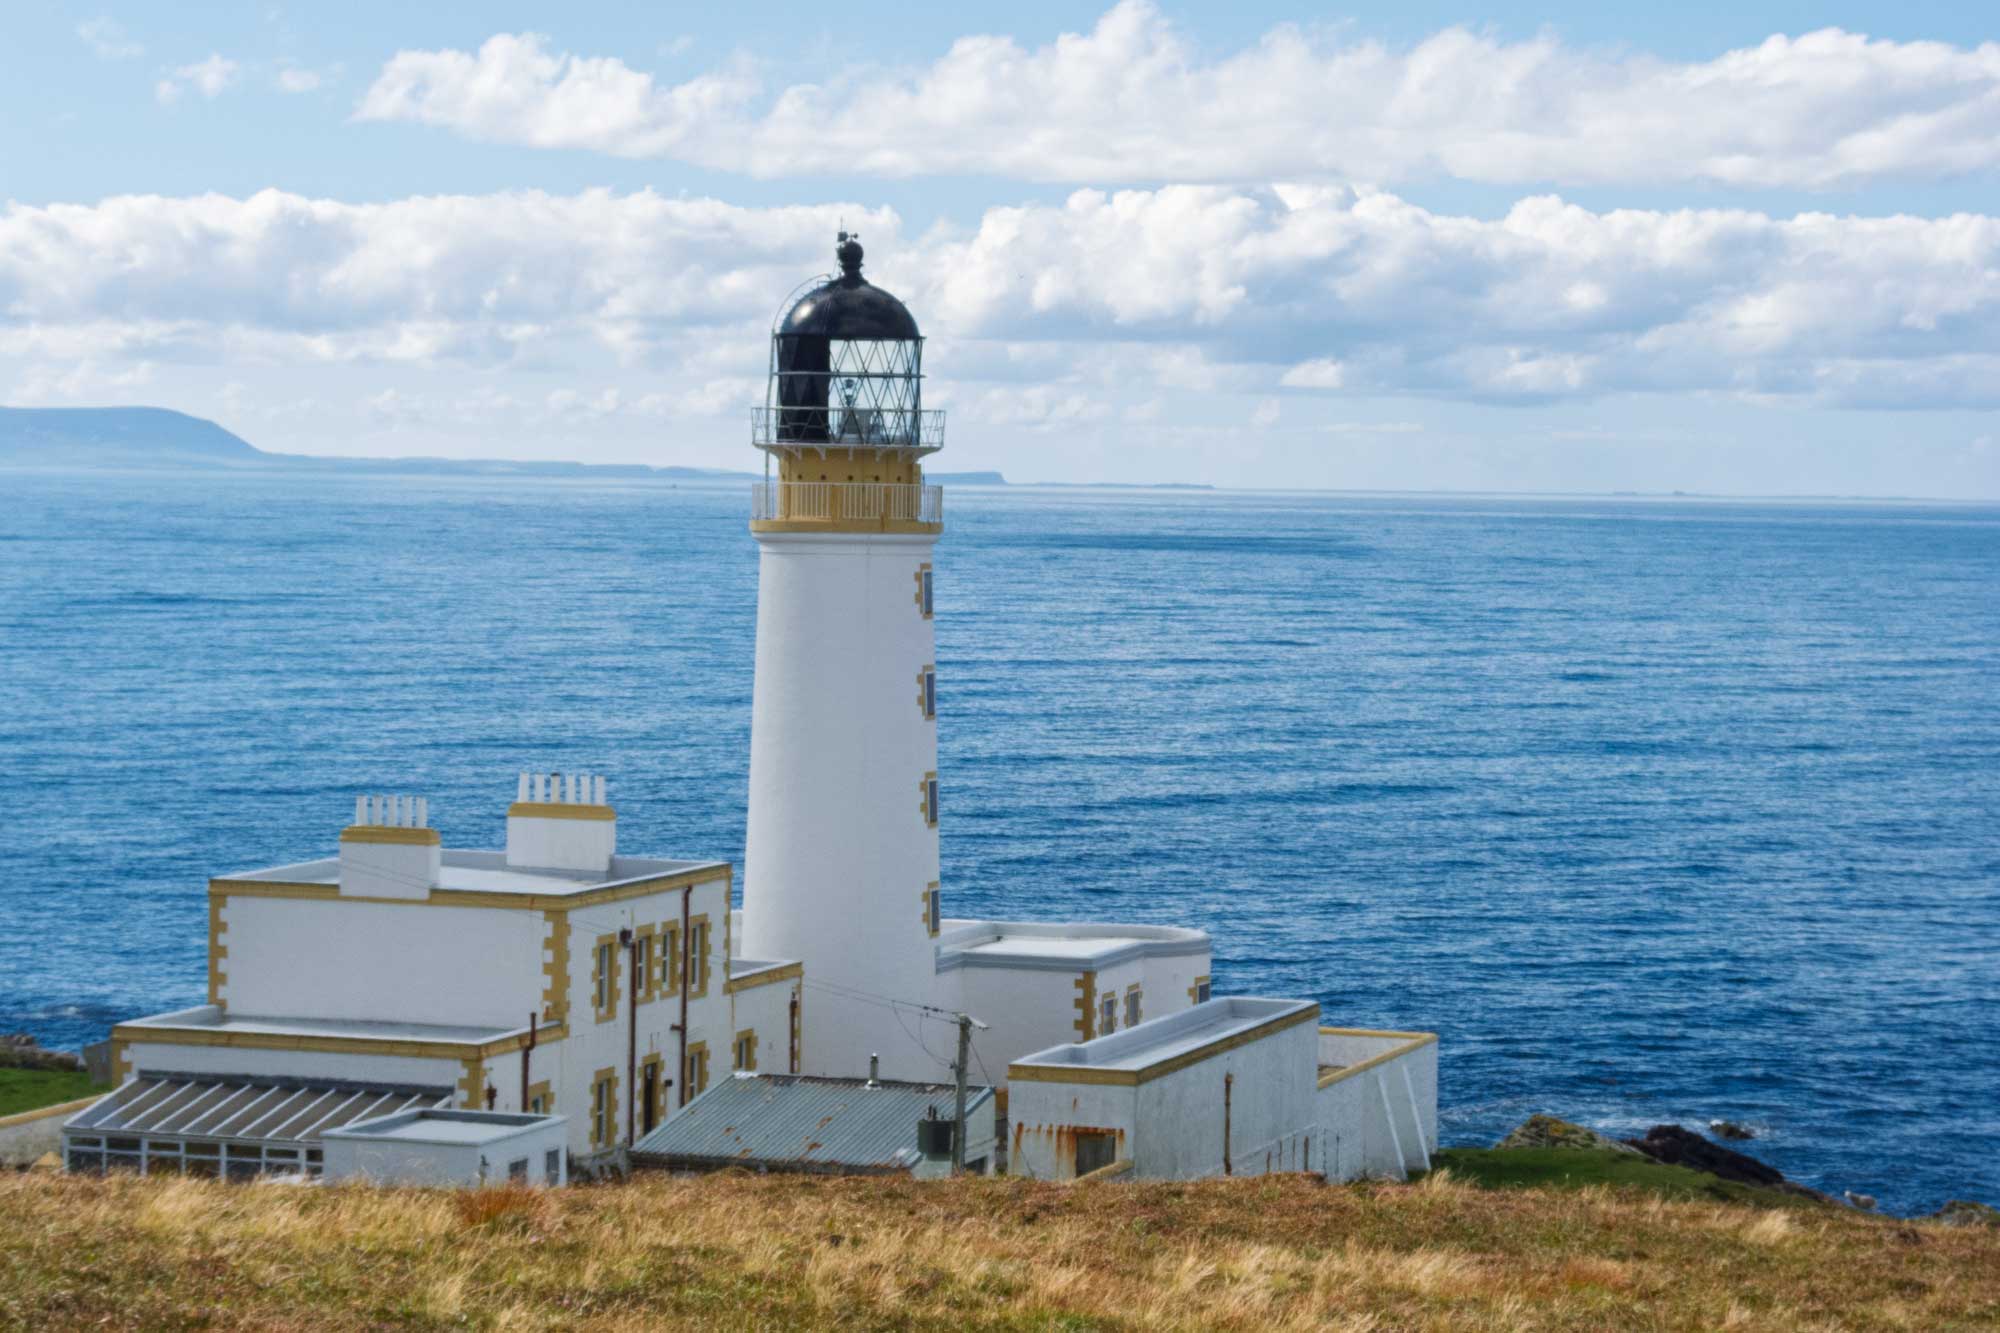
675 886 692 1107
622 927 637 1147
520 1012 537 1113
788 990 800 1074
1223 1073 1234 1177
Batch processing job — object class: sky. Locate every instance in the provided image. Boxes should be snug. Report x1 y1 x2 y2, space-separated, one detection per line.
4 2 2000 496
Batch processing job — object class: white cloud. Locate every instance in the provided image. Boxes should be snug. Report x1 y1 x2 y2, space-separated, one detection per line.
156 54 239 105
5 184 2000 412
276 66 325 94
77 17 142 61
356 4 2000 189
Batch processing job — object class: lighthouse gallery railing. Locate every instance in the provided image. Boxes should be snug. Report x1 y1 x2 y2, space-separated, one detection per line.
751 481 943 525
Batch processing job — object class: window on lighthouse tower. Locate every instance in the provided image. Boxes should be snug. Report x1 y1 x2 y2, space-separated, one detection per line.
915 564 934 618
919 666 937 720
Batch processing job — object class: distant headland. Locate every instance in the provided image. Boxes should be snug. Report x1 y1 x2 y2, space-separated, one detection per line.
0 406 1214 489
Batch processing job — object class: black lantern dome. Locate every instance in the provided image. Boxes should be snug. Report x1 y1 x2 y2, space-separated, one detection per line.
758 233 941 452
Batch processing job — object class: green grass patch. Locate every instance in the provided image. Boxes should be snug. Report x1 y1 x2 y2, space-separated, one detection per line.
0 1066 108 1117
1427 1147 1820 1209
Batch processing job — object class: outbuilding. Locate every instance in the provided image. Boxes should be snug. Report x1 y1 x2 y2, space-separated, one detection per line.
321 1109 569 1187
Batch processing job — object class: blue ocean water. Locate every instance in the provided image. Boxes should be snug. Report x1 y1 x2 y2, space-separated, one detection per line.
2 470 1995 1213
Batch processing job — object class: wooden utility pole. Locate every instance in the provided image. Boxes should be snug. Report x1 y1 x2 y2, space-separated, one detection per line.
951 1013 972 1173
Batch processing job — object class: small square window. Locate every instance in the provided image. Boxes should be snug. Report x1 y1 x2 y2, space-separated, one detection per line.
1193 976 1212 1005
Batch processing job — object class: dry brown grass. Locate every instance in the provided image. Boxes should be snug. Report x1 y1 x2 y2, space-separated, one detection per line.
1 1169 1995 1331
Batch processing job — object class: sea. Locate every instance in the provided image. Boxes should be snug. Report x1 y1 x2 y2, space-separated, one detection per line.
2 469 1995 1215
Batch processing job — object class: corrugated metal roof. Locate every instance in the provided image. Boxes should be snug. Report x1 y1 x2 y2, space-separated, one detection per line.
632 1073 992 1173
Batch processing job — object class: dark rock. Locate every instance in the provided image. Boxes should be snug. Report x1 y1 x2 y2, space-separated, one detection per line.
0 1034 82 1073
1624 1124 1787 1187
1709 1120 1755 1141
1927 1200 2000 1228
1496 1114 1643 1155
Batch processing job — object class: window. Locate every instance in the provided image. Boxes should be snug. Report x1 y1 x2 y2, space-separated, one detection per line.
508 1157 529 1183
921 772 938 828
636 929 655 1002
544 1148 561 1185
1191 976 1212 1005
688 917 711 996
660 922 680 992
1074 1130 1117 1178
734 1029 758 1072
1099 993 1116 1037
640 1055 664 1134
590 1068 617 1149
924 882 941 937
915 563 934 618
593 936 619 1022
1125 987 1143 1028
919 665 937 720
526 1081 551 1116
686 1043 710 1099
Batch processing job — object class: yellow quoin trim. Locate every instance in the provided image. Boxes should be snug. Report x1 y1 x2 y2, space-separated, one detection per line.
639 1052 666 1130
1011 1004 1324 1087
687 914 713 998
339 825 441 846
458 1058 486 1109
659 919 681 993
916 664 936 718
110 1041 131 1085
734 1029 758 1072
724 960 802 995
541 910 571 1025
919 771 938 827
1073 972 1097 1042
506 802 616 821
525 1080 553 1115
1187 975 1211 1006
207 898 228 1009
685 1041 710 1100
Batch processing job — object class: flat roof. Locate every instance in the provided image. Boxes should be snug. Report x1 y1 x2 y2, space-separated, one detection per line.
215 849 726 898
1010 997 1320 1082
117 1005 528 1049
935 919 1209 974
324 1109 564 1146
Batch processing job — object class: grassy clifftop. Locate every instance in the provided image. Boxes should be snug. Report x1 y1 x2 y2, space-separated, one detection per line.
4 1169 1996 1330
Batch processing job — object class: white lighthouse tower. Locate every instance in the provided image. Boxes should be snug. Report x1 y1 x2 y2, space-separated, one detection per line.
741 233 947 1079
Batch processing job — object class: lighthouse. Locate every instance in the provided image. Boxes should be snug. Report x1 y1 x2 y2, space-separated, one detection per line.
740 233 946 1079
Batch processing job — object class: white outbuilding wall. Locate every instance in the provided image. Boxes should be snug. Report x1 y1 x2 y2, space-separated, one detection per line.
1313 1030 1438 1182
322 1111 569 1187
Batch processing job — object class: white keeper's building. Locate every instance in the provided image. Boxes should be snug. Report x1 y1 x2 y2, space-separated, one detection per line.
69 235 1435 1184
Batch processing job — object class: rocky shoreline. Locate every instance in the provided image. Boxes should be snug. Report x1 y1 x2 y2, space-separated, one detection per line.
1495 1113 1998 1226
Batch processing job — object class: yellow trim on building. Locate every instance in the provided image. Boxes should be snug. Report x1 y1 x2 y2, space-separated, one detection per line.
660 919 681 993
458 1058 486 1109
919 771 938 827
1187 975 1211 1006
916 664 935 718
590 1066 618 1150
109 1041 131 1085
638 1053 666 1132
525 1079 553 1115
634 923 659 1004
687 914 712 998
208 866 729 915
733 1028 758 1072
541 910 571 1026
1124 983 1144 1028
207 897 228 1009
506 802 616 822
338 826 441 846
685 1041 710 1101
921 882 940 938
591 933 621 1024
1314 1029 1439 1090
724 960 802 995
108 1021 567 1063
1010 1004 1323 1088
1073 971 1096 1042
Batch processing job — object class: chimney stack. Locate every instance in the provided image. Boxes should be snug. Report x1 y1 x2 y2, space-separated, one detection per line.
338 792 440 899
506 770 616 873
